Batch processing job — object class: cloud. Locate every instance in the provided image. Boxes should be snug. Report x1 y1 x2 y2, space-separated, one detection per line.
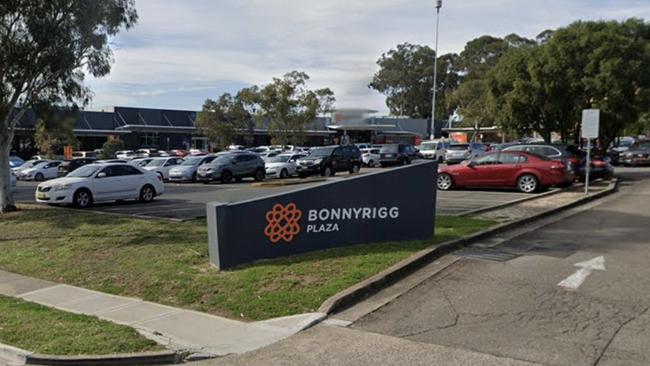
87 0 650 114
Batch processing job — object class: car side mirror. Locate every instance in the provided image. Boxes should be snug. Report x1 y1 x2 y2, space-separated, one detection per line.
97 172 107 178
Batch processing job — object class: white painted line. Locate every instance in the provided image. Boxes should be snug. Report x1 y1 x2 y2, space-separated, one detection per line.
558 256 605 290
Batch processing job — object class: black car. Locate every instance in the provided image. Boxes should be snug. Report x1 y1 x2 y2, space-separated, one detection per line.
379 144 419 167
619 141 650 166
296 145 361 177
57 158 96 177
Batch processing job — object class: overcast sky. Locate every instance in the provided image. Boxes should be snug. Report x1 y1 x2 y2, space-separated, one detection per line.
86 0 650 114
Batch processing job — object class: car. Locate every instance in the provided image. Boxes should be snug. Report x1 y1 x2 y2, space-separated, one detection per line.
444 143 489 164
142 157 184 180
260 151 282 161
168 155 217 182
360 148 381 167
417 140 449 162
264 153 305 179
502 144 582 174
620 141 650 166
128 158 154 167
296 145 361 177
189 149 206 156
355 143 373 150
197 152 266 183
379 144 419 166
35 163 164 209
12 159 46 175
58 158 97 177
170 149 189 157
156 150 171 157
96 159 127 164
437 151 575 193
72 151 97 159
135 148 158 158
116 150 136 160
17 160 62 181
9 156 25 168
577 158 615 181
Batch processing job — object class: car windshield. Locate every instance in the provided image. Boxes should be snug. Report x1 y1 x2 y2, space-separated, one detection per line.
181 157 202 166
419 142 437 150
267 155 292 163
67 165 101 178
380 145 399 153
147 159 166 167
212 155 234 164
309 147 335 157
448 145 469 151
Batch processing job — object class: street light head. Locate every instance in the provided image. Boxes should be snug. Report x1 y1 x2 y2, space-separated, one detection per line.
436 0 442 9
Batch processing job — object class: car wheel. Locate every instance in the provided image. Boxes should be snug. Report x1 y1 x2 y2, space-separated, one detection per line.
368 160 375 167
254 168 265 182
73 189 93 209
221 170 233 184
517 174 539 193
322 166 333 177
280 169 289 179
437 173 454 191
400 158 407 166
350 164 360 174
139 185 156 202
35 173 44 181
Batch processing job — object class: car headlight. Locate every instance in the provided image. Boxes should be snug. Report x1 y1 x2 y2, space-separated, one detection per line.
53 184 71 191
313 159 323 164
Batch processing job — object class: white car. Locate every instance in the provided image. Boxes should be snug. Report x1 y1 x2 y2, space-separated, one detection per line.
35 163 164 208
417 140 449 162
143 157 184 180
116 150 136 160
12 159 46 175
360 148 381 167
18 160 62 181
265 153 305 179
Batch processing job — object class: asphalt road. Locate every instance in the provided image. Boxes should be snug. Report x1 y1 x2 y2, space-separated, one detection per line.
349 167 650 366
13 169 537 220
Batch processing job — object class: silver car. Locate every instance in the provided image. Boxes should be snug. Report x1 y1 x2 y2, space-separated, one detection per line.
168 155 217 182
197 152 266 183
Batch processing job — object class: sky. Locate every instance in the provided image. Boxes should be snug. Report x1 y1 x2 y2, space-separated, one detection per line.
85 0 650 115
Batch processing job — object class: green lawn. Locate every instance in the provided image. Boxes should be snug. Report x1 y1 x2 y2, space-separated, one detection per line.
0 205 494 320
0 295 161 355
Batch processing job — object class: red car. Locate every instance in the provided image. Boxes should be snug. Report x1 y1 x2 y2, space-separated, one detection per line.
436 151 574 193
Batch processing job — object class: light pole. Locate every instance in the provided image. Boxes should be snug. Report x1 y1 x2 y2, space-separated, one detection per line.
429 0 442 140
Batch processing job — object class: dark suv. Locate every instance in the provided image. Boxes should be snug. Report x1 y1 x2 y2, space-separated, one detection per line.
58 158 96 177
379 144 419 166
296 145 362 177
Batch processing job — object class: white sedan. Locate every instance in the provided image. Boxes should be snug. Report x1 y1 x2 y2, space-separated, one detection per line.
361 148 381 167
18 161 62 181
35 163 164 208
143 157 184 180
265 153 305 179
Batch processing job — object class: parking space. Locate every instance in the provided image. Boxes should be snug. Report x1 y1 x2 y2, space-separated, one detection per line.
13 164 542 220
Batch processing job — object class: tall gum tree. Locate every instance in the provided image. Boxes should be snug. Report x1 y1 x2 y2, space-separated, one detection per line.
0 0 137 212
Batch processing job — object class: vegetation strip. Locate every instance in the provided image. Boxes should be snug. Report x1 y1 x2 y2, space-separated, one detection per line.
0 205 494 320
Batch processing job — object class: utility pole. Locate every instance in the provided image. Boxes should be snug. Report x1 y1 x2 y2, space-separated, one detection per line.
429 0 442 140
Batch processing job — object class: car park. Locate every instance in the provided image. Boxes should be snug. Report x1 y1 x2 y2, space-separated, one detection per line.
264 153 305 178
142 157 184 180
379 144 419 166
197 152 266 183
437 151 574 193
360 148 381 167
417 140 449 162
116 150 136 160
296 145 362 177
58 158 97 177
35 163 164 209
620 141 650 166
17 160 62 181
169 155 217 182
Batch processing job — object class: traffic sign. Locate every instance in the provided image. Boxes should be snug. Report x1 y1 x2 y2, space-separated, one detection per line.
581 109 600 138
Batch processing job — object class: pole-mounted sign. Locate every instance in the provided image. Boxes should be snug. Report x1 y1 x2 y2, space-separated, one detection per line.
581 109 600 194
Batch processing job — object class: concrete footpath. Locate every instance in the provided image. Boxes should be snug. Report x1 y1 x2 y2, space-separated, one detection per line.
0 270 324 357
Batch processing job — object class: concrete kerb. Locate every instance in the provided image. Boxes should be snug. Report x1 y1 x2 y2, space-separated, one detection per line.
318 178 619 315
0 342 180 366
458 187 562 217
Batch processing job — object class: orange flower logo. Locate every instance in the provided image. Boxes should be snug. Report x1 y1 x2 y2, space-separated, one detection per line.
264 203 302 244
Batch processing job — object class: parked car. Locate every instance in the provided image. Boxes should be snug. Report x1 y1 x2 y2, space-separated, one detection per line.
501 144 580 173
264 153 305 179
128 158 154 167
168 155 217 182
444 143 489 164
35 163 164 209
17 160 62 181
379 144 419 166
135 148 158 158
260 151 282 161
170 149 189 157
436 151 574 193
355 143 373 150
296 145 362 177
197 152 266 183
9 156 25 168
72 151 97 159
142 157 184 180
620 141 650 166
360 148 381 167
417 140 449 162
58 158 97 177
12 159 45 175
116 150 136 160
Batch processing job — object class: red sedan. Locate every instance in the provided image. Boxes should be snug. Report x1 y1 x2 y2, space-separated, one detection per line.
436 151 574 193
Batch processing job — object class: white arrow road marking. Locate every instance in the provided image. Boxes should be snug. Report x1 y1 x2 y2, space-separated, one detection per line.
558 256 605 290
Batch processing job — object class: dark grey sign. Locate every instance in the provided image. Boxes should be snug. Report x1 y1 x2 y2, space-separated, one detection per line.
207 161 438 270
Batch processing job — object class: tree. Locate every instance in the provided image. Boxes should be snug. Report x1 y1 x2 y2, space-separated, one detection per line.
196 94 240 151
257 71 335 146
369 43 460 119
99 138 125 159
33 106 79 158
0 0 138 212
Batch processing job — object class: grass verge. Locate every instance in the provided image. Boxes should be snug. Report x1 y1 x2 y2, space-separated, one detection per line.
0 295 161 355
0 205 494 320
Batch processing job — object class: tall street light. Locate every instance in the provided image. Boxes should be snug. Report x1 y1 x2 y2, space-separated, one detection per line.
430 0 442 140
